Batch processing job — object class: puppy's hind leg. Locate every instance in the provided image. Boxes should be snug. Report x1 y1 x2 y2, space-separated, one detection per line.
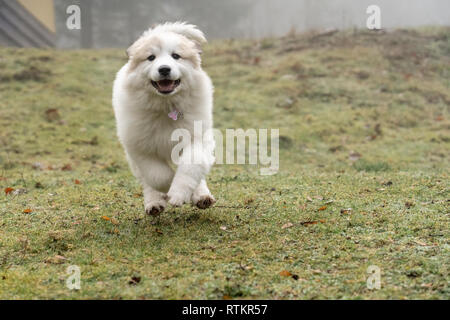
192 179 216 209
127 153 174 216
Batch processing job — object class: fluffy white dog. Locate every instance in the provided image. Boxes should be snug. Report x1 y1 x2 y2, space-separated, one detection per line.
112 22 215 215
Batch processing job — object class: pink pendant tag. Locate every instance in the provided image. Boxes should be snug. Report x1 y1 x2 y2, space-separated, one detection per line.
168 110 179 121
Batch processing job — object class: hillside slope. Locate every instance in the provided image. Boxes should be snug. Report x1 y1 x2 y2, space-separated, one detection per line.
0 27 448 299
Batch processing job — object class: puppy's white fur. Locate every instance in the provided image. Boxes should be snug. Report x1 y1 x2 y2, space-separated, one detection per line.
112 22 215 215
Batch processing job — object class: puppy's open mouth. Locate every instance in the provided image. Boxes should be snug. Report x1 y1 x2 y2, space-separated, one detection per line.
151 79 181 94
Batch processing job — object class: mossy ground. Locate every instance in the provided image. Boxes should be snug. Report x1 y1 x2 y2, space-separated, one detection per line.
0 27 448 299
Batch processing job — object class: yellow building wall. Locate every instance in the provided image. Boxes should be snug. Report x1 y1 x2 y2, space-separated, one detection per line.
17 0 55 32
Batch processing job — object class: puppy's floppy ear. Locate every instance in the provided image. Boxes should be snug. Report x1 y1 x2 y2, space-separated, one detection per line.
126 36 144 60
154 21 207 47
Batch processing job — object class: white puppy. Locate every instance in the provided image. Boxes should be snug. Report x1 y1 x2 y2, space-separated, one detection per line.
112 22 215 215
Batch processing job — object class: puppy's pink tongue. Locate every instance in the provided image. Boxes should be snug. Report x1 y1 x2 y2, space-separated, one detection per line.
157 80 175 91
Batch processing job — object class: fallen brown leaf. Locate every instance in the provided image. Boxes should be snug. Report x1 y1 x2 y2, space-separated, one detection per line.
74 179 81 185
45 255 67 264
300 220 326 226
279 270 292 277
61 164 73 171
244 198 255 205
413 240 428 246
405 201 414 209
300 221 318 226
128 276 141 285
45 108 61 122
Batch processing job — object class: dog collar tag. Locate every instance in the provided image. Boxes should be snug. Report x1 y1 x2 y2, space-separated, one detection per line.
168 109 182 121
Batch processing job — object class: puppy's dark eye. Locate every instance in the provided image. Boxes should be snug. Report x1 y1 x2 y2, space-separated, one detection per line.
147 55 156 61
172 53 181 60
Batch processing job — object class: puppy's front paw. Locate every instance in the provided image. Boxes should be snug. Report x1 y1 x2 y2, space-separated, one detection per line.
194 195 216 209
167 189 192 207
145 200 166 216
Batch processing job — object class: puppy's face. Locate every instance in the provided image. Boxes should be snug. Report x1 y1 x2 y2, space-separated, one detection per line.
126 23 206 97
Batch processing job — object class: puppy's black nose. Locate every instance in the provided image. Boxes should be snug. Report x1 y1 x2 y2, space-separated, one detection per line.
158 66 171 77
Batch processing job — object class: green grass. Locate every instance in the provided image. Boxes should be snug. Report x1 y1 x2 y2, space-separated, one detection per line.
0 27 449 299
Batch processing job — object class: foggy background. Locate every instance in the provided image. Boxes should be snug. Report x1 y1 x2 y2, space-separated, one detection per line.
55 0 450 48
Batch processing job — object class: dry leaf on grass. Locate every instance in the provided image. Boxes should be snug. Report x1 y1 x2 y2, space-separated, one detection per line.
128 276 141 285
279 270 292 277
61 164 72 171
74 179 81 185
45 255 67 264
45 108 61 122
413 240 429 246
340 208 352 214
300 220 326 226
405 201 415 209
282 222 294 229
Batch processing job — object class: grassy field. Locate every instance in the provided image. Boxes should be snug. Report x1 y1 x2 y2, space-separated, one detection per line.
0 27 448 299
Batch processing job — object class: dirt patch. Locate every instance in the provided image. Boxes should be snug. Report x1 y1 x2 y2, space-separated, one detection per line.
0 65 52 82
277 28 450 74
